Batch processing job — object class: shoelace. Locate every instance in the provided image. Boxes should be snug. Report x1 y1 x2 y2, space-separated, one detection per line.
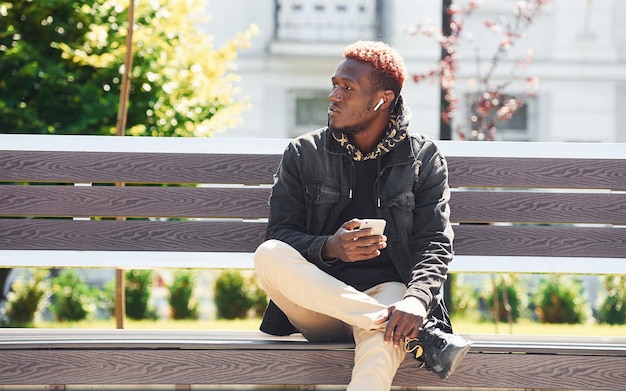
404 338 425 368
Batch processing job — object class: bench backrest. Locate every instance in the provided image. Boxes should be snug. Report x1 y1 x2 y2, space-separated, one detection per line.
1 134 625 275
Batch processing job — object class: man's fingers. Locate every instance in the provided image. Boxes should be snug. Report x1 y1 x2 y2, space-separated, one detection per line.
391 327 406 348
406 327 419 340
384 312 421 348
382 307 395 344
342 244 383 262
346 236 387 261
383 323 394 345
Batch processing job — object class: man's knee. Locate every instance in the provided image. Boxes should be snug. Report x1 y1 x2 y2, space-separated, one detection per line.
253 239 283 271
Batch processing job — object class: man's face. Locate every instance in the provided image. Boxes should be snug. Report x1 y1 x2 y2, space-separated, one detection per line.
328 58 379 134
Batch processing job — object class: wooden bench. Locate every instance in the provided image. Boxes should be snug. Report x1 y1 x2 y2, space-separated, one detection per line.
1 134 625 390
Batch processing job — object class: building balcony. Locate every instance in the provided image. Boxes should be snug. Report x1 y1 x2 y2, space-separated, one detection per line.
271 0 382 55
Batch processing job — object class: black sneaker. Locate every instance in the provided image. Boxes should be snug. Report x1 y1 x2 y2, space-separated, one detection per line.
404 326 472 380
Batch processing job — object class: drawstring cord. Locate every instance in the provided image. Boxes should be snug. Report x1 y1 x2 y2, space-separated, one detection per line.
346 155 382 206
377 158 382 208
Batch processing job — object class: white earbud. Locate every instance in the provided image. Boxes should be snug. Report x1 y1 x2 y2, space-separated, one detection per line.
373 98 384 111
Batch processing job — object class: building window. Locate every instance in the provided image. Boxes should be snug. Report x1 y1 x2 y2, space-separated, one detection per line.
275 0 381 43
289 91 329 137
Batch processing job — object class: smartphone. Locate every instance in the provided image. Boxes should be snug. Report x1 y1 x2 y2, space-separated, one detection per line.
358 219 386 235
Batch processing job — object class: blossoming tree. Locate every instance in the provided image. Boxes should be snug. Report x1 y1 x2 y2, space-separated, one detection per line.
409 0 551 140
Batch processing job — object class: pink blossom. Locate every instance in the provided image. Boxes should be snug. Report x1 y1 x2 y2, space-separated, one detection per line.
525 76 540 89
497 99 522 120
500 38 512 50
484 20 501 32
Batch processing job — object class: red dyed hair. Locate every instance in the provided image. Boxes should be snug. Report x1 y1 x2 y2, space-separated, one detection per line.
343 40 407 94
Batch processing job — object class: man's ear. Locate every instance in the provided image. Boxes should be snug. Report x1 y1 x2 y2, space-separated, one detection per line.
378 90 396 111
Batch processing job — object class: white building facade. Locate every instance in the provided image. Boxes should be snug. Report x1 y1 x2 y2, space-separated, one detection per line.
206 0 626 142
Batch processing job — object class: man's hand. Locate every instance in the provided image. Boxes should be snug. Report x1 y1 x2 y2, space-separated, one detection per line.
322 218 387 262
382 296 427 348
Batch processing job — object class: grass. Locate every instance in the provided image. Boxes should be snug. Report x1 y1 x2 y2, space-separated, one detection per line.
451 317 626 336
33 316 626 337
35 317 263 330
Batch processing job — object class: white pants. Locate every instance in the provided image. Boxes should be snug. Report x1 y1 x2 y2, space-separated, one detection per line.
254 239 408 391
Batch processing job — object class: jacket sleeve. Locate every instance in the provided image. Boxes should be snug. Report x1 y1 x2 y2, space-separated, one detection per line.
403 140 454 310
263 142 330 267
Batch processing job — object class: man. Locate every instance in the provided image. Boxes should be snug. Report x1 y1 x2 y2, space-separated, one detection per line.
254 40 470 390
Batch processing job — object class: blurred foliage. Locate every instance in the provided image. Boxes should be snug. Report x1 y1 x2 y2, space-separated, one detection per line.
125 269 158 320
168 269 199 320
214 269 250 319
0 0 257 136
50 269 98 322
449 273 479 319
214 269 267 320
248 276 268 318
3 269 50 327
597 276 626 325
483 274 526 323
533 275 590 324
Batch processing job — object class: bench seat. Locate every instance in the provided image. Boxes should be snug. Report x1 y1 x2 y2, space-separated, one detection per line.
1 329 625 390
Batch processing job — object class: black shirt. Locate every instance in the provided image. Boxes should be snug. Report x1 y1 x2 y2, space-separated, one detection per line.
328 156 402 291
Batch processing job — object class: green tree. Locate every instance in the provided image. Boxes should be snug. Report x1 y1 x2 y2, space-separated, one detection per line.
49 269 98 322
125 269 158 320
0 0 257 136
483 274 525 323
213 270 267 319
168 269 199 320
214 269 251 320
3 269 50 327
533 275 590 324
597 276 626 325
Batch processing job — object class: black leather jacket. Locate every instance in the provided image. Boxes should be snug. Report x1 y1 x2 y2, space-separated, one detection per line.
259 126 454 336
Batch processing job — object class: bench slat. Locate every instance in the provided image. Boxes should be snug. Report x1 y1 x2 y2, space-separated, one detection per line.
0 151 280 185
1 220 623 258
4 152 625 190
0 349 624 389
0 220 265 252
3 185 625 225
3 329 624 355
454 225 626 258
0 185 271 219
451 191 626 225
447 157 626 190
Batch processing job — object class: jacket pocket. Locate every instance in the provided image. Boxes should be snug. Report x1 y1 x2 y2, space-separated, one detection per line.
388 190 415 212
304 183 341 234
306 183 341 204
387 190 415 241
